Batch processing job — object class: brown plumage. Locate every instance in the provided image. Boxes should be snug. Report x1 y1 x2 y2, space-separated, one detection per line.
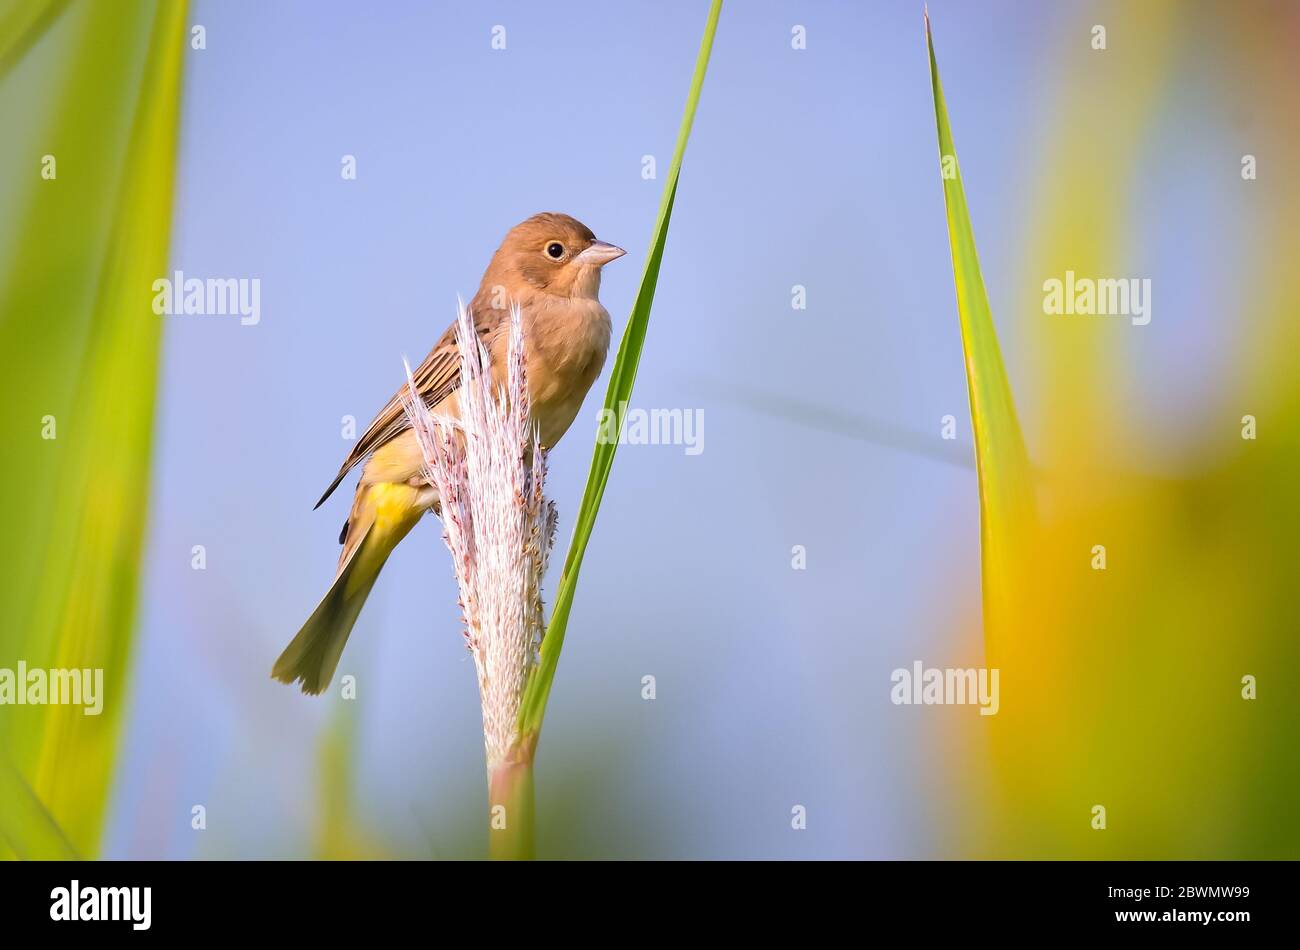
273 212 625 694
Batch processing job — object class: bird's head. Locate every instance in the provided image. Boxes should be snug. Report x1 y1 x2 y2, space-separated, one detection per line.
483 212 625 302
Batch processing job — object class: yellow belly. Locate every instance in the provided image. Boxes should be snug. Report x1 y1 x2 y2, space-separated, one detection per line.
361 428 427 486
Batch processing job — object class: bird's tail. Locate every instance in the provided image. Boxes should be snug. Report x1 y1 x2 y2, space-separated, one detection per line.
272 482 424 694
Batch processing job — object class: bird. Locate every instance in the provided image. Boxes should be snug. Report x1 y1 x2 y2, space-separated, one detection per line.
272 212 625 694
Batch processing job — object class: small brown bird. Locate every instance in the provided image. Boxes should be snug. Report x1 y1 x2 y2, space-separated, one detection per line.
273 212 625 694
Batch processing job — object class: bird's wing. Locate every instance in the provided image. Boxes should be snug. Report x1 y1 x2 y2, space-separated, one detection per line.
314 308 504 508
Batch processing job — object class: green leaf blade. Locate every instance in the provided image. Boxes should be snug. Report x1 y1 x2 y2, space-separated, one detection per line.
925 11 1036 649
520 4 721 735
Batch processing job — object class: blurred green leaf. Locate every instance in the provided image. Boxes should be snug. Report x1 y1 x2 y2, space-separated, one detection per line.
315 700 387 859
0 0 71 78
0 759 77 859
0 0 187 857
687 375 978 471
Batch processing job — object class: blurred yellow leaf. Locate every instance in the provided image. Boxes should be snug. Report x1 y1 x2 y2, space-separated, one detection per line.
0 0 187 857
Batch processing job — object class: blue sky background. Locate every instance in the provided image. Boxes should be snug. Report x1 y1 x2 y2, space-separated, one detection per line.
99 0 1232 858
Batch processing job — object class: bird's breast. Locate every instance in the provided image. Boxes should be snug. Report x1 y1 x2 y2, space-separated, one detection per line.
521 297 611 446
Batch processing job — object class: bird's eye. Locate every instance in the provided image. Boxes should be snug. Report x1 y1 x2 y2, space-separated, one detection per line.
545 242 565 260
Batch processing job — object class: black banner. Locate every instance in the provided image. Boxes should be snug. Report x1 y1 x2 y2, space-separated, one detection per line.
0 860 1283 937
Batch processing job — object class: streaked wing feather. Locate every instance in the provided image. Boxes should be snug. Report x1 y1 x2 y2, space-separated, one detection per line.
314 307 502 508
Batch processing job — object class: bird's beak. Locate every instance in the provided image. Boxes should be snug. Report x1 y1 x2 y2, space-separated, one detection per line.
575 240 626 267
